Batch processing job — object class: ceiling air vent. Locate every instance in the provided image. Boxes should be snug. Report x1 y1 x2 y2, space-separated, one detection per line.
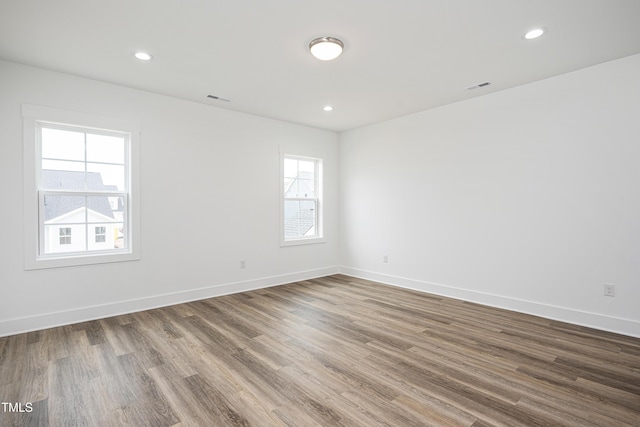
466 82 491 91
207 94 231 102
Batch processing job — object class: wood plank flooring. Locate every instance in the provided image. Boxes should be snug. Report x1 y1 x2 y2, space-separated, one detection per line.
1 274 639 426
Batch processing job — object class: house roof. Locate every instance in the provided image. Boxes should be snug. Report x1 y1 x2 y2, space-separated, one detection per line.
42 170 116 222
284 205 315 238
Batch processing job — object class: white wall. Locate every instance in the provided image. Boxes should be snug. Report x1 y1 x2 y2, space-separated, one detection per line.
0 60 339 336
340 54 640 337
2 55 639 338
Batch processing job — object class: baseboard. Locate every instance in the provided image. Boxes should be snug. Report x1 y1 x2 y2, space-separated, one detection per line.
0 266 340 337
339 266 640 339
5 265 637 339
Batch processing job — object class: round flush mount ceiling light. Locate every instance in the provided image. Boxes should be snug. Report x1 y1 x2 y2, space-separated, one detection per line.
323 105 334 112
309 37 344 61
523 27 546 40
134 51 153 61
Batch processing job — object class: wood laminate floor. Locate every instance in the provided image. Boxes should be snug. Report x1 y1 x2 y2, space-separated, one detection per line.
1 275 639 426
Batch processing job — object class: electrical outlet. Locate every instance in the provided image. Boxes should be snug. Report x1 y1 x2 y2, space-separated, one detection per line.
240 260 246 269
383 255 388 264
603 284 615 297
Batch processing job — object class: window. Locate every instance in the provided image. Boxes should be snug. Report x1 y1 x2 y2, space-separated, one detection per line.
95 226 106 243
281 154 324 245
23 105 140 269
59 228 72 245
38 123 128 256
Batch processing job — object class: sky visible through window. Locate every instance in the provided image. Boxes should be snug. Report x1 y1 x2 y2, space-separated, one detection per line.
41 127 125 191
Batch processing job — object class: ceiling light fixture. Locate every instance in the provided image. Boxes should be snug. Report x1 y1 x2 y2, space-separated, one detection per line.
309 37 344 61
134 51 153 61
323 105 334 112
523 27 546 40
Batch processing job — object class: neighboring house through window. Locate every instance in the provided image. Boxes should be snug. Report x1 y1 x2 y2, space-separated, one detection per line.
41 168 124 254
281 154 324 246
23 105 140 269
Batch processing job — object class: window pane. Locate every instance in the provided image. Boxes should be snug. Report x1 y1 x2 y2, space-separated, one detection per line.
298 160 315 174
59 227 72 245
87 195 118 222
95 226 106 243
87 196 124 251
284 199 316 238
42 159 85 173
107 196 125 221
283 157 315 198
89 223 123 250
87 134 125 164
87 163 125 191
284 177 294 196
284 158 298 178
43 224 86 254
284 179 315 198
42 194 124 254
41 163 85 190
297 178 315 198
43 194 86 225
284 179 299 198
113 223 125 249
41 127 85 161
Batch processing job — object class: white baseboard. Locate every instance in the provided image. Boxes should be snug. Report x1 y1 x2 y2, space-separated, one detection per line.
339 266 640 339
4 265 637 339
0 266 340 337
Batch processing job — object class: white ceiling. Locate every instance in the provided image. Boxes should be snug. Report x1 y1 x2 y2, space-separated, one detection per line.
1 0 640 132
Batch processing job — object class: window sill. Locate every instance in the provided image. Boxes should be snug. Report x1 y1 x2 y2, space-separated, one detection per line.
25 251 140 270
280 237 326 247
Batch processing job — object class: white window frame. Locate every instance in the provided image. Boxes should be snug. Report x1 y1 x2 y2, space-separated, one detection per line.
23 104 141 269
280 153 325 246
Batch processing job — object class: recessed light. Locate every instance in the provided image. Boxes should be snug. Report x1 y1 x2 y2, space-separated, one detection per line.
323 105 334 112
309 37 344 61
134 51 153 61
523 27 546 40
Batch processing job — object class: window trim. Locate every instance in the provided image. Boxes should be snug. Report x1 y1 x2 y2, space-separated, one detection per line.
23 104 141 270
280 152 325 247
